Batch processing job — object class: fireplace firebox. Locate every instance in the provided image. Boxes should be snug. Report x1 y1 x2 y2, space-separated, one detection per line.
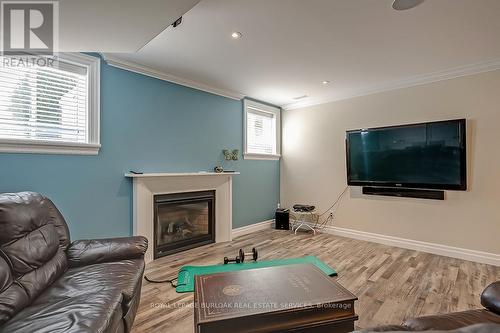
153 190 215 259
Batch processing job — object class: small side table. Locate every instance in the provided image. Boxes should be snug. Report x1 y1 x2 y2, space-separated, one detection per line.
290 209 318 235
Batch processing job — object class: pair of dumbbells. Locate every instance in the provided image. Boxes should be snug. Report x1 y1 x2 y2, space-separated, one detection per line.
223 248 258 264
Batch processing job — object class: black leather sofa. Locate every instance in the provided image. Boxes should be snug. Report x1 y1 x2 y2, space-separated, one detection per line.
0 192 148 333
359 281 500 332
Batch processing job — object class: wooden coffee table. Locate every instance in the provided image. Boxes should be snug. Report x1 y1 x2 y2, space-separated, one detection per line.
194 263 358 333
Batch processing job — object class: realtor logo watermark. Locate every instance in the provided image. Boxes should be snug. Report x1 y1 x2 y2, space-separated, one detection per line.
1 0 58 66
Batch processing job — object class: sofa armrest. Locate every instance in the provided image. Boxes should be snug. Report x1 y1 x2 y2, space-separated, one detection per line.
481 281 500 315
402 309 500 331
67 236 148 267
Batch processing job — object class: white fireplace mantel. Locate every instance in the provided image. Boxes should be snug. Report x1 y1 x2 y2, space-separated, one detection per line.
125 172 240 178
126 172 239 262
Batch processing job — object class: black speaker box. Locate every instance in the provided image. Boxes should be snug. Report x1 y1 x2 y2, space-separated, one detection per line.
275 209 290 230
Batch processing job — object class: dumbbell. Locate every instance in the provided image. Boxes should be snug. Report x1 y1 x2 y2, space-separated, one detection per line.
238 248 258 263
223 247 259 264
223 256 241 264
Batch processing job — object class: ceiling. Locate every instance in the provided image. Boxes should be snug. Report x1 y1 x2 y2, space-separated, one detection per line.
104 0 500 109
59 0 200 52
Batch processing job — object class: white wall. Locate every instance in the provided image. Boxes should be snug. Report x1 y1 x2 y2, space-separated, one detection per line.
281 70 500 255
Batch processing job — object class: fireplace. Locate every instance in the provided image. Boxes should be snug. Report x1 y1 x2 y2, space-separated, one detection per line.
127 172 236 262
153 190 215 259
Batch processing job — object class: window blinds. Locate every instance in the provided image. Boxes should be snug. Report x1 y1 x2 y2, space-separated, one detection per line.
0 62 88 143
246 107 276 155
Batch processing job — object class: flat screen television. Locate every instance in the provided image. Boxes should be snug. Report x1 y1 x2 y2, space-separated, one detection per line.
346 119 467 190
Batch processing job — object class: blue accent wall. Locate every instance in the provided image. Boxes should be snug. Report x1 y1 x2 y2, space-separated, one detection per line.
0 55 279 239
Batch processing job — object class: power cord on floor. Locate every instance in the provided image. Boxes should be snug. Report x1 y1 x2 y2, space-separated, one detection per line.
144 275 178 287
144 269 189 288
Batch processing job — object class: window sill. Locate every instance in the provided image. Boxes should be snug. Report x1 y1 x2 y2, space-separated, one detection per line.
243 153 281 161
0 139 100 155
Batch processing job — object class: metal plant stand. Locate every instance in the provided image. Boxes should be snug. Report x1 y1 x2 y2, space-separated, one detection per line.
290 210 318 235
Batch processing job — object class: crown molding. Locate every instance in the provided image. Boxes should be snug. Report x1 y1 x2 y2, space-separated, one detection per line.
100 53 246 101
283 58 500 110
100 54 500 109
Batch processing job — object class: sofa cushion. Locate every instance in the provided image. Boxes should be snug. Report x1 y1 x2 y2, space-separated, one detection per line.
42 258 145 307
0 289 124 333
403 309 500 331
0 258 144 333
0 192 70 325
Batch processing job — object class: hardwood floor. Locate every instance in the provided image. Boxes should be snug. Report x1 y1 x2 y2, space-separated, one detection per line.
132 230 500 332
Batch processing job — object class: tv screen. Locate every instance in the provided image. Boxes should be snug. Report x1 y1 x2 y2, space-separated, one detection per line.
346 119 467 190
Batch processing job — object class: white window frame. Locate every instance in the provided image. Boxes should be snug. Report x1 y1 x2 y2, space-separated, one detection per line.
243 99 281 160
0 53 100 155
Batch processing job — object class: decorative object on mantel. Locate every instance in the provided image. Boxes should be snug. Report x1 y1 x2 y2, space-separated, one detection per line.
214 166 237 173
223 149 239 161
213 148 240 173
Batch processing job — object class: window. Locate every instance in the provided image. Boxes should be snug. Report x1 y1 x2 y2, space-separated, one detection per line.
244 99 281 160
0 53 100 154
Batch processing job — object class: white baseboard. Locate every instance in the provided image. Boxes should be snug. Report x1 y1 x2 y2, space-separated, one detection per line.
230 220 500 266
322 225 500 267
232 219 274 239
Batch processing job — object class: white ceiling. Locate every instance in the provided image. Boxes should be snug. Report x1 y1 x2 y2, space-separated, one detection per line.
105 0 500 108
59 0 200 52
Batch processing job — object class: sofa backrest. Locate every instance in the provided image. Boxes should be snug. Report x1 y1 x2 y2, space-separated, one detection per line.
0 192 70 325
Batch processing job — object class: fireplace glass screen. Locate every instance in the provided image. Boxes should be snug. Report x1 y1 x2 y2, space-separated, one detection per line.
154 191 215 258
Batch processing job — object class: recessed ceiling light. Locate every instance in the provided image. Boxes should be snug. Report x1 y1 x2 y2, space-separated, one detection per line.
322 80 331 85
231 32 242 39
392 0 425 10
